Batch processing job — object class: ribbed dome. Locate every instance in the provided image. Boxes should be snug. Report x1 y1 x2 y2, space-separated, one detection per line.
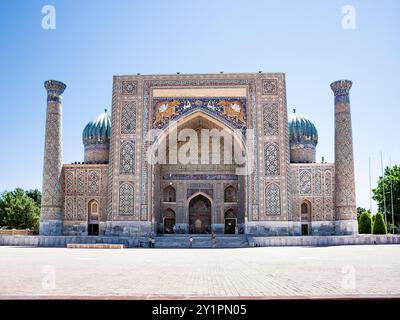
82 110 111 145
288 110 318 146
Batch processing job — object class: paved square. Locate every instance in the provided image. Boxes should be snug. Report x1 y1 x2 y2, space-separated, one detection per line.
1 245 399 299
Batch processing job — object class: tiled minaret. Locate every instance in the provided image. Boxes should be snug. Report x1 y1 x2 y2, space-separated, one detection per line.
330 80 358 235
40 80 66 235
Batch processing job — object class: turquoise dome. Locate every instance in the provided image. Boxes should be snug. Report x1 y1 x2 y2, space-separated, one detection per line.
288 110 318 146
82 110 111 145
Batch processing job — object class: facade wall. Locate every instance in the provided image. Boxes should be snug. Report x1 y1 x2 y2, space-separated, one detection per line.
62 164 108 235
105 73 292 236
41 74 359 238
290 163 335 235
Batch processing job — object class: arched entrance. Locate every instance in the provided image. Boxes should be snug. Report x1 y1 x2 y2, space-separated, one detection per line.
163 208 176 233
189 194 211 234
88 199 99 236
224 209 237 234
301 200 311 235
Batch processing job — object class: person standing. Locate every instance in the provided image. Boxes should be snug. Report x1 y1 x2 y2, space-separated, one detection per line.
211 232 216 248
148 235 152 248
151 236 155 248
189 236 193 248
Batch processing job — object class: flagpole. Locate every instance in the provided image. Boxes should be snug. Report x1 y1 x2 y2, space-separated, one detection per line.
389 157 395 234
369 157 372 213
380 151 387 223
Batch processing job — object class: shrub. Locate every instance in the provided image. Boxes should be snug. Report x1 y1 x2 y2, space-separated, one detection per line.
358 211 372 234
372 212 387 235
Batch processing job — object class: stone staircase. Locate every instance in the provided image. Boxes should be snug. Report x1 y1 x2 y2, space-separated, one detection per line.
153 234 249 248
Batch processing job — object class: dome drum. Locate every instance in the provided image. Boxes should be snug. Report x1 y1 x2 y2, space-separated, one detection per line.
288 110 318 163
82 111 111 164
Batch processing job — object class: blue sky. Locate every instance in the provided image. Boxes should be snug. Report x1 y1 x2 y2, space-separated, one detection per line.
0 0 399 213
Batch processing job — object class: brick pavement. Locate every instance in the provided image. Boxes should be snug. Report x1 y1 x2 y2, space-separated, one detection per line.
0 245 399 299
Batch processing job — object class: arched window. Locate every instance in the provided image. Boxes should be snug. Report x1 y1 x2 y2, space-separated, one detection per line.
224 209 235 219
163 185 176 202
88 199 100 236
301 200 311 222
88 199 99 221
224 185 237 202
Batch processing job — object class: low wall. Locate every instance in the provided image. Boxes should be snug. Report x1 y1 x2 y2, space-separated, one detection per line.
0 229 34 235
0 235 147 248
1 234 400 248
249 235 400 247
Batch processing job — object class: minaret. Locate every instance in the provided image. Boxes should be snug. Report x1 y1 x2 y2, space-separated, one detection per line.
40 80 66 235
330 80 357 235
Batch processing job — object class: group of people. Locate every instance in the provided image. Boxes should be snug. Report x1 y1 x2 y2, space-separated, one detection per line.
146 231 218 248
148 234 155 248
188 232 217 248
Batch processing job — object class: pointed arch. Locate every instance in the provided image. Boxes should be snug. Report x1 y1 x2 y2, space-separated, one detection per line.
224 185 237 202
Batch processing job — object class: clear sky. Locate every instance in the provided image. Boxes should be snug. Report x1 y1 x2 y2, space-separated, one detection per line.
0 0 399 213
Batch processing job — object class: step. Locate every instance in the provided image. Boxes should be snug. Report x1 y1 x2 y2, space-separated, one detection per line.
67 243 124 249
152 235 249 248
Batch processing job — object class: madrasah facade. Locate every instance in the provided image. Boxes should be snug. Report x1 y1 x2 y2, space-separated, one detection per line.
39 73 358 238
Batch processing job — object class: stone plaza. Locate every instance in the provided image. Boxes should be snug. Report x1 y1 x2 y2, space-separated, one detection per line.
1 245 399 299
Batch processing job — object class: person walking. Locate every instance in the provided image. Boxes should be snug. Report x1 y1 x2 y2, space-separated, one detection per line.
189 235 193 248
151 236 155 248
148 235 152 248
211 232 216 248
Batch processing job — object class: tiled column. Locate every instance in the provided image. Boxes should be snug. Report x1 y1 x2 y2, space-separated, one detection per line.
330 80 357 235
40 80 66 235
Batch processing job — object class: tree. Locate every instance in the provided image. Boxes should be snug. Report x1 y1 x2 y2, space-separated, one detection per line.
372 165 400 232
372 212 387 235
358 211 372 234
25 189 41 207
0 188 40 233
357 207 370 221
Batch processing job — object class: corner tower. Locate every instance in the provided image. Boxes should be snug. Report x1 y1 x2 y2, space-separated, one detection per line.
330 80 357 235
40 80 66 235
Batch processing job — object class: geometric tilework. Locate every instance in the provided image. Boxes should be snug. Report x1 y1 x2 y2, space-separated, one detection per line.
265 143 280 176
265 183 281 215
299 170 312 194
121 103 136 135
118 182 134 215
121 81 137 96
315 169 322 194
120 141 134 175
324 170 332 196
88 170 100 195
263 103 279 136
262 79 278 95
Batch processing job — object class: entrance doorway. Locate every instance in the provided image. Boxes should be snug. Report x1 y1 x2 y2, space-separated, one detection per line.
300 200 311 236
225 219 236 234
163 219 175 233
88 199 99 236
301 224 309 236
189 194 211 234
88 224 99 236
224 209 237 234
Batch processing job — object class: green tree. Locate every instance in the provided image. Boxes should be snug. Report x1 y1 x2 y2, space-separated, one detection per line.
358 211 372 234
25 189 41 207
372 212 387 235
357 207 370 221
372 165 400 232
0 188 40 233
